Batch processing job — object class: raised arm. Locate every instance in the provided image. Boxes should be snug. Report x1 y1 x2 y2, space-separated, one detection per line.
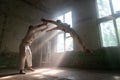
46 27 60 32
41 18 57 25
31 22 48 33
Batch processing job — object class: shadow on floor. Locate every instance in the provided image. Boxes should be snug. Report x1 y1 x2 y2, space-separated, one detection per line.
0 73 19 77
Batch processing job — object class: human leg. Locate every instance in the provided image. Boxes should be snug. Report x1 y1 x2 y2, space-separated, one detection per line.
19 43 27 74
26 46 34 71
19 53 26 74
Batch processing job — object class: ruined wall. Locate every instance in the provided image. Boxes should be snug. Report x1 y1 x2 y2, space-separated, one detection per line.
0 0 49 53
57 47 120 69
0 0 52 68
72 0 100 50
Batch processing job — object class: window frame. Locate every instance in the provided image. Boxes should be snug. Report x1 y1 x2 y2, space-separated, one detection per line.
96 0 120 47
55 11 74 53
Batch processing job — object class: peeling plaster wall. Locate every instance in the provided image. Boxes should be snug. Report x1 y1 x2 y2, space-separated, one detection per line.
0 15 4 51
71 0 99 50
0 0 50 53
1 16 28 52
73 0 100 50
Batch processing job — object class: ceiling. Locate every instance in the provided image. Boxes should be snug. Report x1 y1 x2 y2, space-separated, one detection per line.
0 0 83 23
22 0 76 14
0 0 74 18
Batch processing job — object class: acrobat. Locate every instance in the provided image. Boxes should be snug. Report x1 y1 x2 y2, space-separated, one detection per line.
41 18 92 53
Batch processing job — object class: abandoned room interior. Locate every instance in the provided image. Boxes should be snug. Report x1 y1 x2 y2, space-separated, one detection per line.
0 0 120 80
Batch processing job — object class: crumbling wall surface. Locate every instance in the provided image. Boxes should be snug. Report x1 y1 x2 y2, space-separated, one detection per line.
0 51 18 69
58 47 120 70
0 0 49 53
72 0 99 50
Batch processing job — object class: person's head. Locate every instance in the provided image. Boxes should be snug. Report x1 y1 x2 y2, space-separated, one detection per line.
28 25 33 30
25 40 32 45
42 20 48 25
68 24 70 28
41 18 48 25
56 20 62 23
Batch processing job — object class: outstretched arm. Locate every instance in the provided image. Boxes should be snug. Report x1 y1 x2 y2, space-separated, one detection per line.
41 18 58 26
41 18 65 30
32 23 48 32
40 26 48 31
46 27 59 32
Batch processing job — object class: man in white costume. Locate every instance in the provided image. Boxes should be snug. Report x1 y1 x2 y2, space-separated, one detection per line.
19 22 48 74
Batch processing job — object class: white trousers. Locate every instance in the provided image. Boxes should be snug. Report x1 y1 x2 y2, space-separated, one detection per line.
19 44 32 70
26 46 32 67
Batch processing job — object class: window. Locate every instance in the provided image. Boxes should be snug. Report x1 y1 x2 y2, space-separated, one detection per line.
56 11 73 52
116 17 120 42
100 20 118 47
96 0 120 47
65 37 73 51
97 0 111 18
112 0 120 13
57 33 64 52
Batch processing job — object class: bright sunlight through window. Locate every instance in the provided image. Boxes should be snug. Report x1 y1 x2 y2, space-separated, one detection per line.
56 11 73 52
96 0 120 47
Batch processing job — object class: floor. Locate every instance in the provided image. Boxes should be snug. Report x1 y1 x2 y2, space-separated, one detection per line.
0 67 120 80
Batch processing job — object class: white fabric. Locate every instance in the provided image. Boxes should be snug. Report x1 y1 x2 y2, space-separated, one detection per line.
19 43 32 70
19 24 47 70
25 46 32 67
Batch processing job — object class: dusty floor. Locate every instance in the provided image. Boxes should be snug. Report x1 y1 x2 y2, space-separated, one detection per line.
0 67 120 80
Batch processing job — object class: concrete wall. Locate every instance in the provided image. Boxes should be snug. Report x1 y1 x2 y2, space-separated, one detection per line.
1 47 120 69
57 47 120 69
0 0 49 53
71 0 100 50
